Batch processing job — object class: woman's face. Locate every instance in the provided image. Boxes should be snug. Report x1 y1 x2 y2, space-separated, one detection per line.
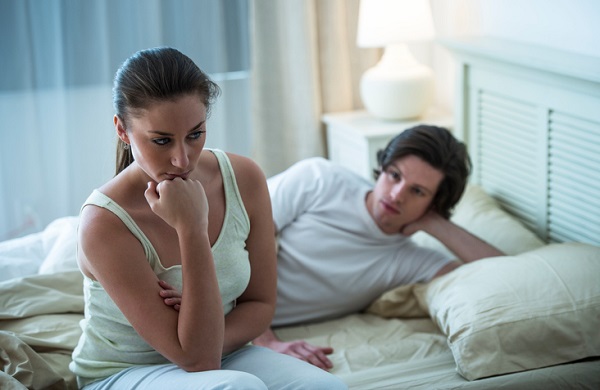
118 94 207 183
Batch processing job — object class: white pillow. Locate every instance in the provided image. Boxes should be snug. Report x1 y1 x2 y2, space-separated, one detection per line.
38 217 79 274
0 232 45 282
411 185 545 256
368 185 546 319
414 243 600 380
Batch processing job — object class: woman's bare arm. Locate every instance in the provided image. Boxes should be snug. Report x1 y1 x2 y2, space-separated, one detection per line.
78 178 224 371
220 154 278 354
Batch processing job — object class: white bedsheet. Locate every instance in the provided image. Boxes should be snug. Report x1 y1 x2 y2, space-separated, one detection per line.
276 314 600 389
0 216 78 283
0 271 83 389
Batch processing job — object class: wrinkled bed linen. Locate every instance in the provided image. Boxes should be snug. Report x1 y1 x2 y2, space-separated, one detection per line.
275 314 600 389
1 270 600 390
0 271 83 389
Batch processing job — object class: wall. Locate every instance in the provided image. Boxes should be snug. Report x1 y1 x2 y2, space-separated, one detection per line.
478 0 599 58
430 0 600 112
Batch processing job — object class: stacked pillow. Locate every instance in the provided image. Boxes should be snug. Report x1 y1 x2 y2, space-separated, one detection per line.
415 243 600 380
410 185 545 256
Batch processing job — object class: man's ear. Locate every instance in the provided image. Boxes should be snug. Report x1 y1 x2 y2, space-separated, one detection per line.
114 115 130 144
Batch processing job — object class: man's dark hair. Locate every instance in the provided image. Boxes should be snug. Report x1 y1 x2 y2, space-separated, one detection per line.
373 125 471 219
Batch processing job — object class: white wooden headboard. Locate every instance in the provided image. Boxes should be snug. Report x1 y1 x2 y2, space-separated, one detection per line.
442 37 600 246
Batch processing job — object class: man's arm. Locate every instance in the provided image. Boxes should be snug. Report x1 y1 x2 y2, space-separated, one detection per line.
402 210 504 277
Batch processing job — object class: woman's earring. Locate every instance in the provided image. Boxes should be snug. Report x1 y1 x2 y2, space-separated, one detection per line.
123 143 130 150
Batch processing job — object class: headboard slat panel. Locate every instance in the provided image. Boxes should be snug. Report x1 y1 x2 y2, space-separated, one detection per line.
548 111 600 245
549 209 600 244
475 87 541 235
443 37 600 246
551 131 600 159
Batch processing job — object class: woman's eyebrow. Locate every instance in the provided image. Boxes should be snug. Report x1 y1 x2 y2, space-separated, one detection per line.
188 121 205 132
148 121 205 136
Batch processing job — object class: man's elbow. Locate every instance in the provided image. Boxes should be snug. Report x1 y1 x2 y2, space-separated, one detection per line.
433 261 462 278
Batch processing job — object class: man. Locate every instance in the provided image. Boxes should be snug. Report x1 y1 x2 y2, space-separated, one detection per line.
252 125 504 369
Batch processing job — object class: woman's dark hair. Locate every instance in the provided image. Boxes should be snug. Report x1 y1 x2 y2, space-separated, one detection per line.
113 47 221 175
373 125 471 219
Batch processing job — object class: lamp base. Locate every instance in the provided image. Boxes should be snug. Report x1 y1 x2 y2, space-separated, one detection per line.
360 44 434 121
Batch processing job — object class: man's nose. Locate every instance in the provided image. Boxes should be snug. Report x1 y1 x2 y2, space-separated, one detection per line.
390 182 408 203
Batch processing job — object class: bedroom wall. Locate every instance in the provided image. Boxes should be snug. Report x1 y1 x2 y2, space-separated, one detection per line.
430 0 600 113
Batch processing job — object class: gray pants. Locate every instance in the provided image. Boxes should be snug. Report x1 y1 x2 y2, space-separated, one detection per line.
83 345 348 390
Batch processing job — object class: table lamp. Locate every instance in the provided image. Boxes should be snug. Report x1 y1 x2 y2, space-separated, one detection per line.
357 0 435 120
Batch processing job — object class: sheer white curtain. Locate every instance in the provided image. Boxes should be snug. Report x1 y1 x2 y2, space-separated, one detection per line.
250 0 380 177
0 0 250 240
250 1 478 177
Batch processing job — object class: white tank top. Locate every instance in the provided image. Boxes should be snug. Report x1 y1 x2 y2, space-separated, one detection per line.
70 149 251 387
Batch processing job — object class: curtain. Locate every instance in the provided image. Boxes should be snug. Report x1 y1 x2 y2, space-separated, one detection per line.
0 0 250 240
250 0 380 177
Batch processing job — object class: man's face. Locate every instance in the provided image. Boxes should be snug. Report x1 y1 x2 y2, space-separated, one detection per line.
366 155 444 234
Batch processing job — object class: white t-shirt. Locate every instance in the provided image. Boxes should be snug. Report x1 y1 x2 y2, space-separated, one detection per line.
268 157 453 327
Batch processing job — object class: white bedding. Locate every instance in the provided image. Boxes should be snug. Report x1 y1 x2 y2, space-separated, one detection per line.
276 314 600 390
0 216 79 282
0 271 82 389
2 269 598 390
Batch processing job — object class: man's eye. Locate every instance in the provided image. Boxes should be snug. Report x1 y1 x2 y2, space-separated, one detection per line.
387 170 400 180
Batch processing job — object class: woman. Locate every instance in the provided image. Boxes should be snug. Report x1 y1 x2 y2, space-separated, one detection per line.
69 47 347 390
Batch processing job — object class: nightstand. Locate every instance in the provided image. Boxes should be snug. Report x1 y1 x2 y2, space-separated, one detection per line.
323 108 453 180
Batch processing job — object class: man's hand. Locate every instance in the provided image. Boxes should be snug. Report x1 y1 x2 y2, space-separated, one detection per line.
400 209 443 236
254 329 334 370
264 339 334 370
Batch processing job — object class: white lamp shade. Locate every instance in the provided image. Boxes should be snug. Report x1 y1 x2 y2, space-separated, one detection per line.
357 0 435 47
360 43 433 120
356 0 436 120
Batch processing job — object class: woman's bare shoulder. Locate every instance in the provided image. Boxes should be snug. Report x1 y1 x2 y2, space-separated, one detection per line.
77 203 134 278
79 202 122 236
225 153 269 215
226 152 266 184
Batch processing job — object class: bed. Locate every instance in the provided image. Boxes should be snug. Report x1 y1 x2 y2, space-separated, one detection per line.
1 36 600 389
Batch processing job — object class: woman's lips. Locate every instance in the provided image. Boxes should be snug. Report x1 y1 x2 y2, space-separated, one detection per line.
165 172 190 180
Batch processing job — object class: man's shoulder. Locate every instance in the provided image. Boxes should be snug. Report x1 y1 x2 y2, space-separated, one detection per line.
269 157 370 194
293 156 333 171
293 157 358 178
